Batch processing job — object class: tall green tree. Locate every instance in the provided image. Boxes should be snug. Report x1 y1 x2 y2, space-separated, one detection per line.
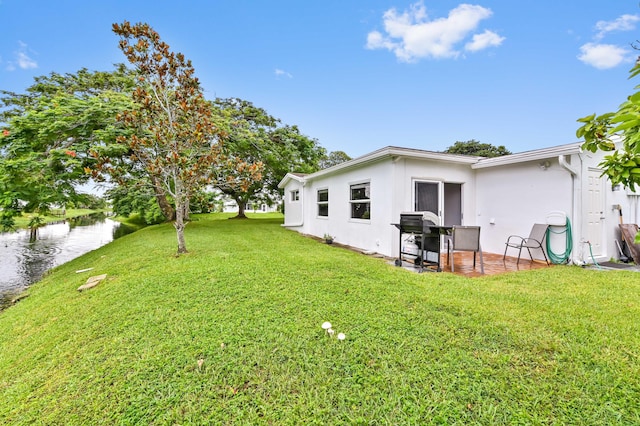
211 98 324 218
319 150 351 169
0 66 135 229
444 139 511 157
0 65 188 228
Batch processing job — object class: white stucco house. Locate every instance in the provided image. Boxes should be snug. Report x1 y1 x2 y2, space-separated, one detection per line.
278 141 639 265
221 198 279 214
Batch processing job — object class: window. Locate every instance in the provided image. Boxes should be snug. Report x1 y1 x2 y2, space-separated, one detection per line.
291 190 300 202
317 189 329 217
414 181 438 214
350 182 370 220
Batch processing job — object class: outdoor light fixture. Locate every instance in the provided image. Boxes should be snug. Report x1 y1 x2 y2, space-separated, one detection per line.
539 161 551 170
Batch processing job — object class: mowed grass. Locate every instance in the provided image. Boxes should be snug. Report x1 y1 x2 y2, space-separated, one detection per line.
1 214 639 424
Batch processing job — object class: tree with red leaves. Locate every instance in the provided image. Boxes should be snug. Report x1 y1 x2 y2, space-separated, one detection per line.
112 21 261 254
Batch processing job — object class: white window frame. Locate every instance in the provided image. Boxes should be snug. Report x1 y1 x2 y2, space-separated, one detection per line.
349 181 370 220
290 189 300 202
317 188 329 217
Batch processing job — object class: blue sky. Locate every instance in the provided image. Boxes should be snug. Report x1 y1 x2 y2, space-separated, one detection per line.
2 1 640 157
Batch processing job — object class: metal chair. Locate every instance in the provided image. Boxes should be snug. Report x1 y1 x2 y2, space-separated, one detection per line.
447 226 484 274
503 223 549 265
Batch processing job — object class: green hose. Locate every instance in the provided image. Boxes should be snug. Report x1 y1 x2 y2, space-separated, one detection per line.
587 241 601 269
546 217 572 264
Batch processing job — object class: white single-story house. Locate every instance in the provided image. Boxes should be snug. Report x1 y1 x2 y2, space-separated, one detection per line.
206 187 280 214
221 198 279 214
278 141 639 265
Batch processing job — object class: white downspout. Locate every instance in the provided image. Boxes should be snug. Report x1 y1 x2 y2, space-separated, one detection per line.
558 155 578 176
559 154 581 264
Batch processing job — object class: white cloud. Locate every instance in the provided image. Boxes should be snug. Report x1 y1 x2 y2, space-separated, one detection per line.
275 68 292 78
17 51 37 69
577 13 640 69
577 42 629 69
366 1 503 62
594 14 640 40
6 41 37 71
465 30 505 52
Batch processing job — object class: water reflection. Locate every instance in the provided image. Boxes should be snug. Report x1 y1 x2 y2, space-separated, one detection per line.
113 222 137 240
0 214 135 310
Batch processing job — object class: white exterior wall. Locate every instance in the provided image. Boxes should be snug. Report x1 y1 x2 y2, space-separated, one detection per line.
280 143 640 264
475 158 573 257
304 159 395 256
475 150 637 263
397 157 476 223
284 157 476 258
282 180 304 228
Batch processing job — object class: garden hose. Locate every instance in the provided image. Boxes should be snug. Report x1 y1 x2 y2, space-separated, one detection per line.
586 241 601 269
546 217 572 264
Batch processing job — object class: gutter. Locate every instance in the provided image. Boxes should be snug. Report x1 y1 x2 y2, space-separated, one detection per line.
472 143 582 169
558 154 578 176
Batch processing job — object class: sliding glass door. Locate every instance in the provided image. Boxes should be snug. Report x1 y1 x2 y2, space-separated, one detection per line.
414 180 462 226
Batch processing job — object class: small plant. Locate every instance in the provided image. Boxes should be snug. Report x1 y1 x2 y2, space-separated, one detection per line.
323 233 335 244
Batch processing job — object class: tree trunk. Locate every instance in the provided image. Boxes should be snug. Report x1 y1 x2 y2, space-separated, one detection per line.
174 180 188 254
174 213 187 254
183 198 190 222
151 175 176 221
234 196 248 219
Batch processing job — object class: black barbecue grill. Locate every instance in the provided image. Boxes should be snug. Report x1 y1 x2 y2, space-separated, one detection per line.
392 212 451 272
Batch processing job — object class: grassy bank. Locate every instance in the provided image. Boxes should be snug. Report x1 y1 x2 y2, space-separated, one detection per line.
11 209 103 229
1 214 639 424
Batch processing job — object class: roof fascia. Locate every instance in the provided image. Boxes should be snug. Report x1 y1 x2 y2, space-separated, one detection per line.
472 143 582 169
303 146 480 182
281 142 587 184
277 173 306 189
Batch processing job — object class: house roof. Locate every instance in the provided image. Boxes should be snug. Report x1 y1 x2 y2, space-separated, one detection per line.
278 142 586 188
277 172 307 189
472 142 582 169
277 146 480 188
316 146 478 176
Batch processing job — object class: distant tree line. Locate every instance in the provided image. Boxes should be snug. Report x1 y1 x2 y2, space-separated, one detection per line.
444 139 511 157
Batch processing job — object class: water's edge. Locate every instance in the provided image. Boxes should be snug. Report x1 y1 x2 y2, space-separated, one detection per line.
0 214 136 311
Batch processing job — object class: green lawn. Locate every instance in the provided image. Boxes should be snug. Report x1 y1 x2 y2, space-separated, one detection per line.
1 214 639 424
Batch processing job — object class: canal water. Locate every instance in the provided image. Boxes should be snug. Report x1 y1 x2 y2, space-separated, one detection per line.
0 213 136 309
